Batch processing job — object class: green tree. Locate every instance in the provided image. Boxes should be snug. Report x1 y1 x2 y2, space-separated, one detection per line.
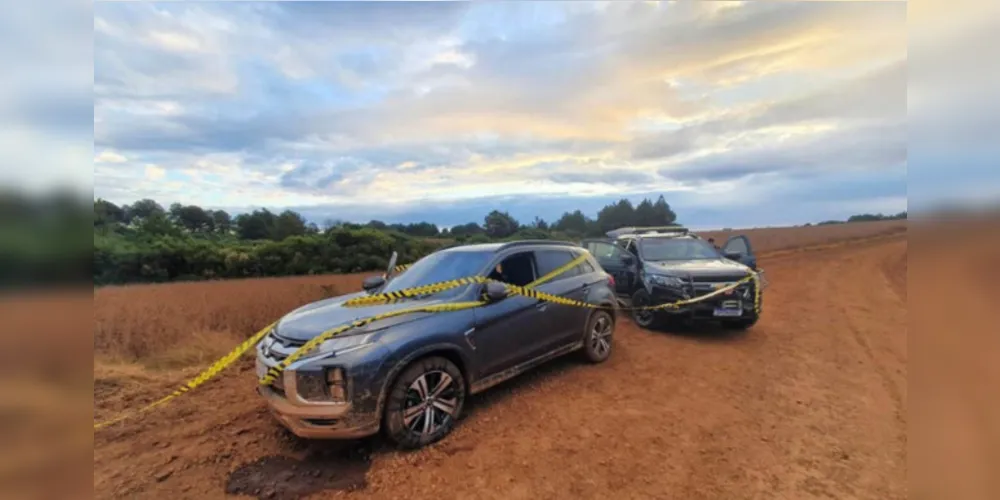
449 222 483 237
596 199 636 233
651 195 677 225
484 210 519 239
235 209 276 240
634 198 657 226
170 204 214 233
273 210 308 240
125 199 165 224
210 210 232 234
553 210 589 235
93 199 125 227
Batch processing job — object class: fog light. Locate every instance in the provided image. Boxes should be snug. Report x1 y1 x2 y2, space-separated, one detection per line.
296 371 328 402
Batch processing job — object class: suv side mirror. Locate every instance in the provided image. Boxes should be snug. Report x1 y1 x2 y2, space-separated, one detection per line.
621 254 635 265
723 251 742 261
483 282 509 302
362 275 386 292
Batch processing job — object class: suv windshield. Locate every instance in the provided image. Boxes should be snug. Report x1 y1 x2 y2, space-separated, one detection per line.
639 238 720 261
381 250 492 295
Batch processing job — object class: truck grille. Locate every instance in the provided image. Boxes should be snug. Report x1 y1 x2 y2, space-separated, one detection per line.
691 274 749 283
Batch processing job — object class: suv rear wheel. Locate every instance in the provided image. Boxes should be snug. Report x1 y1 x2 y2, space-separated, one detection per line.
383 356 466 449
581 310 614 363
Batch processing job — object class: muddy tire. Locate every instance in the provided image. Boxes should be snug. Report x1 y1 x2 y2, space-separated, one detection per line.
581 309 615 363
383 356 466 449
630 289 661 329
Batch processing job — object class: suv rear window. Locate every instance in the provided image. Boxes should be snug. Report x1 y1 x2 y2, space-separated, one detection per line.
535 250 593 281
535 250 577 280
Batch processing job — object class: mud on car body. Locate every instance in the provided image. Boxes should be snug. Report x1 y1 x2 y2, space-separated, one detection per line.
582 226 763 330
255 241 618 449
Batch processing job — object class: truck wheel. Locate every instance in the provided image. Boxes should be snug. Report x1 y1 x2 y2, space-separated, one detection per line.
383 356 466 449
581 309 614 363
630 289 660 329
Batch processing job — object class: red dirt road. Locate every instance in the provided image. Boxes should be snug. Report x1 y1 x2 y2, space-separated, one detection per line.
94 234 907 499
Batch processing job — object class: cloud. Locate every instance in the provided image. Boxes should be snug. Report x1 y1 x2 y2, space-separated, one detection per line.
92 1 909 227
95 150 128 164
144 164 166 180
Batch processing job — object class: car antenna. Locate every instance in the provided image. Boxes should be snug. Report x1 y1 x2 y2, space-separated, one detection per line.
383 251 399 280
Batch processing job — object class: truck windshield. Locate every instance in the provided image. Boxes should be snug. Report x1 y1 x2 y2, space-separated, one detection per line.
381 250 492 295
639 238 720 261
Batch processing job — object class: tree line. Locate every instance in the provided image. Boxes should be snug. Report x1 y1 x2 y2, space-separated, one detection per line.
810 211 908 226
92 196 679 285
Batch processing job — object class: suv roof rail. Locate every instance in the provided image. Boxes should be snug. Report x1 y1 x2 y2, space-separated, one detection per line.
497 239 581 250
606 225 689 238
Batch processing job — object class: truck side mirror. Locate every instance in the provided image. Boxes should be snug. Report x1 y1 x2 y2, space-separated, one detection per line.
362 275 386 292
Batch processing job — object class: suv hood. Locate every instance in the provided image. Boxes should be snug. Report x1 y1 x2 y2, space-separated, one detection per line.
275 290 455 341
645 258 751 278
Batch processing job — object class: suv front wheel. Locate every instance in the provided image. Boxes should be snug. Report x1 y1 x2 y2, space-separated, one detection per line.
383 356 466 449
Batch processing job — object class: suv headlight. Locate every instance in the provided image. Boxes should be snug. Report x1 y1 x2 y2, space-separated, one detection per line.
296 367 348 402
645 274 685 288
298 333 375 361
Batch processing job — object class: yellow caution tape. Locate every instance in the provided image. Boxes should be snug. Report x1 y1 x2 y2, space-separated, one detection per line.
343 275 488 307
96 251 764 430
261 272 762 386
259 301 486 385
94 322 276 430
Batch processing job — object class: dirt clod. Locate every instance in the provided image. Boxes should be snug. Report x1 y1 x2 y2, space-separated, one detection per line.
225 454 368 499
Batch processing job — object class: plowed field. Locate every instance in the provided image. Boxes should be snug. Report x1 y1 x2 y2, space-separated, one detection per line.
94 223 908 499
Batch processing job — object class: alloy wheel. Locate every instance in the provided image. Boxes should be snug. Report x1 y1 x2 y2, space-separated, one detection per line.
590 314 613 357
401 370 459 438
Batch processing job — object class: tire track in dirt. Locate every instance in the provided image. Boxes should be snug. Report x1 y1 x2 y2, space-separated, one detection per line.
93 235 908 500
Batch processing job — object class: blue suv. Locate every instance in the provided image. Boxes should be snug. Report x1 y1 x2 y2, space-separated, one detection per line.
255 241 618 449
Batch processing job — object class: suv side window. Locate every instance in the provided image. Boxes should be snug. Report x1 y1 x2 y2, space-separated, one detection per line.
487 251 538 286
534 250 580 281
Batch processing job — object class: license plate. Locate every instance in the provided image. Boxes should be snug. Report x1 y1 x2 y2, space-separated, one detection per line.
714 300 743 317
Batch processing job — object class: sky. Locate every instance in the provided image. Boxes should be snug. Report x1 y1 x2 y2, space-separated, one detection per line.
90 1 914 229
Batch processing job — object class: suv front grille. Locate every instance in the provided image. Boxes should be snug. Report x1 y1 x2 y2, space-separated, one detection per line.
260 330 306 363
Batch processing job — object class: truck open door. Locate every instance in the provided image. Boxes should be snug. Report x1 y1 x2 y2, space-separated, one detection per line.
580 238 637 295
721 235 757 270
